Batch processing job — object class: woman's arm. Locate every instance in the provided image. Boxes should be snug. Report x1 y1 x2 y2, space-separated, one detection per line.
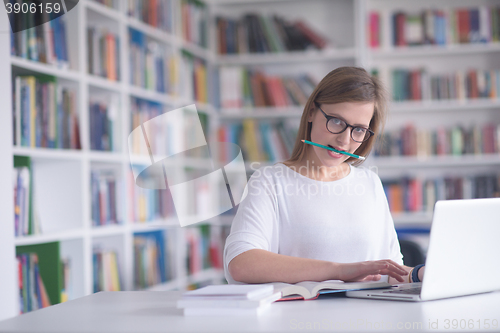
229 249 408 284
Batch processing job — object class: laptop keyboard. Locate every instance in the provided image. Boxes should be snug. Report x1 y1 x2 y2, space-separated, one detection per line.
383 287 421 295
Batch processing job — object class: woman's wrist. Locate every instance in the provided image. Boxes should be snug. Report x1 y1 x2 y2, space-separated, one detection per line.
411 264 425 283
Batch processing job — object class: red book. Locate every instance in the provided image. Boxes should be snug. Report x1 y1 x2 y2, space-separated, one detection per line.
457 9 470 43
396 13 407 46
369 11 380 48
468 70 479 98
293 20 328 49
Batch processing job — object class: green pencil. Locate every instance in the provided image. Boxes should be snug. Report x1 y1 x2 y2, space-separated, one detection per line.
301 140 366 161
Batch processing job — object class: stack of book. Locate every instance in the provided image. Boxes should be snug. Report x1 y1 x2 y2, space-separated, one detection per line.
177 285 281 316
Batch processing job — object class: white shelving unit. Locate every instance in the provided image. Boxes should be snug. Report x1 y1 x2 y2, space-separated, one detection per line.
3 0 230 318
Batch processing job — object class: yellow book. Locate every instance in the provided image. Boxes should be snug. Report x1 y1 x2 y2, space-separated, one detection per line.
109 252 121 291
243 119 261 161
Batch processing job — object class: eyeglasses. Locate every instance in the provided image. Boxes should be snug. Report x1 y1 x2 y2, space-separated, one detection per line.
316 104 374 143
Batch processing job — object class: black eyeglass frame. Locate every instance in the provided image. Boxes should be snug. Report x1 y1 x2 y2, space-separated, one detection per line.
316 104 374 143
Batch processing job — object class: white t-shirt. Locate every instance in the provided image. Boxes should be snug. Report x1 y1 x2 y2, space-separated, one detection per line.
223 162 403 285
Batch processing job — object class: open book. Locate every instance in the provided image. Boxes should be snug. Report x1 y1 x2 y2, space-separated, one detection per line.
271 280 391 300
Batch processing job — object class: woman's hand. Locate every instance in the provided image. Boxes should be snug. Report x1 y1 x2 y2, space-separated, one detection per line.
337 260 408 283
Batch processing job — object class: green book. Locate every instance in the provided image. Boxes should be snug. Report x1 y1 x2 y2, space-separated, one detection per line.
16 242 62 306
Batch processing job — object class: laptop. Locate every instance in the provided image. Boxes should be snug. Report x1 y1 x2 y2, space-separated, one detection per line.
346 198 500 301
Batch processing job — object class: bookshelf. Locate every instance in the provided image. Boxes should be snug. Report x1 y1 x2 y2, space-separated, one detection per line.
361 0 500 227
2 0 230 319
3 0 500 320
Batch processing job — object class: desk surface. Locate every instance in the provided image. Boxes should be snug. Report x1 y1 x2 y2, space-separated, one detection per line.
0 291 499 332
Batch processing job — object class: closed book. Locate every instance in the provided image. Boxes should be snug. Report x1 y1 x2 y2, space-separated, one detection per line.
178 291 281 309
182 284 274 300
183 304 271 316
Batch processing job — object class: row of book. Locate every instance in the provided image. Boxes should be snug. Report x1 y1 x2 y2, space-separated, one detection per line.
220 68 317 108
369 6 500 48
87 27 120 81
129 28 177 94
391 68 500 102
89 100 117 152
17 253 51 314
93 250 122 292
16 242 68 314
13 75 81 149
133 231 172 289
374 123 500 157
181 0 208 48
91 169 123 227
180 52 208 103
185 225 225 275
127 0 174 33
128 167 176 223
216 14 328 54
218 120 298 163
9 6 70 67
384 174 500 214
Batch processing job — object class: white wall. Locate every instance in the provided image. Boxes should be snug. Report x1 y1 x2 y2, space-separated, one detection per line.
0 6 18 321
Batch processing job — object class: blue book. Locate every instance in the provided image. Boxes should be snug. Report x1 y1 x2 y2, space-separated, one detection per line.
469 9 480 43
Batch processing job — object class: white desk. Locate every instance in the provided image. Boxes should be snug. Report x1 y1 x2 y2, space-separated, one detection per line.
0 291 499 332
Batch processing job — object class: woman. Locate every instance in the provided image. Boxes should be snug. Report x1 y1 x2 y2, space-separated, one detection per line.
224 67 425 285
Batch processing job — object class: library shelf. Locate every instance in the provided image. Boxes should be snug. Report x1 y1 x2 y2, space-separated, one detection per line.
390 99 500 113
369 154 500 169
14 229 85 246
12 147 84 161
84 0 122 21
90 225 126 237
87 151 125 163
127 85 180 105
371 42 500 59
131 219 181 232
216 47 357 66
220 106 304 119
11 57 80 81
181 41 214 61
127 17 177 46
86 75 123 92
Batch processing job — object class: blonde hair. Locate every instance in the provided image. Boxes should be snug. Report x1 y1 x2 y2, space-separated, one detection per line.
283 66 388 167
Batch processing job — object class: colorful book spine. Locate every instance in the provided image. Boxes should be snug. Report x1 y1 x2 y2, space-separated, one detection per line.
374 6 500 48
133 231 171 289
391 68 500 102
185 225 224 275
91 169 122 227
9 6 70 67
180 52 208 103
218 120 298 163
181 0 208 48
129 28 175 94
14 75 81 149
216 14 328 54
87 27 120 81
375 123 500 157
219 67 317 109
89 99 117 152
127 0 174 33
383 174 500 214
92 250 122 292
